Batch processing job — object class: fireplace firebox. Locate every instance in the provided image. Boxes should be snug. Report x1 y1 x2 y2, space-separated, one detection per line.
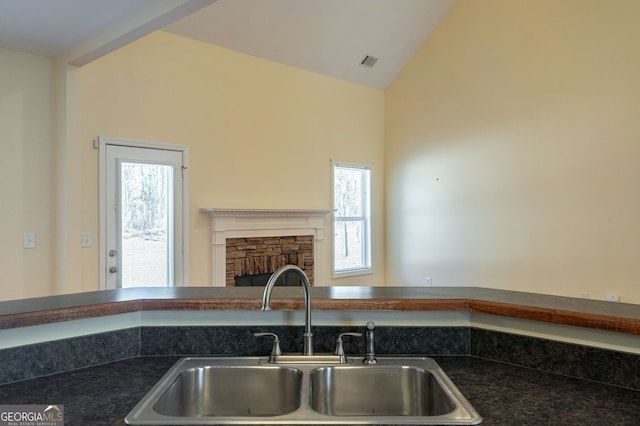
227 236 313 286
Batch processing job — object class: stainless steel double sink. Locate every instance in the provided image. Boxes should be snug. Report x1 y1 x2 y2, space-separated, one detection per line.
125 356 482 425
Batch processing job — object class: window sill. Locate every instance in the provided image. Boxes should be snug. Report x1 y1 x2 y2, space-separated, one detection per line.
332 268 373 279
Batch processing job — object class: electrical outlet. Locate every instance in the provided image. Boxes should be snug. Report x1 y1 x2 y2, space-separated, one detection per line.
606 294 620 303
425 276 432 287
579 292 589 299
23 232 36 249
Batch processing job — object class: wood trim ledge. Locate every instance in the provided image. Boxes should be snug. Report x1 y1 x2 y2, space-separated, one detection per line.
1 296 638 335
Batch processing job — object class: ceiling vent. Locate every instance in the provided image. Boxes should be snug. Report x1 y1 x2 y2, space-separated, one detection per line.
360 55 378 68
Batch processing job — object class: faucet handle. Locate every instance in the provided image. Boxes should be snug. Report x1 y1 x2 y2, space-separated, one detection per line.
254 332 282 363
335 332 362 364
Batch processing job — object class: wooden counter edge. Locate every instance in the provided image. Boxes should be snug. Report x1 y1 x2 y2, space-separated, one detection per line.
0 297 637 336
469 300 640 335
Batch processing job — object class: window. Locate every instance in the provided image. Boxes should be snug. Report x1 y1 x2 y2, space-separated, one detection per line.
333 162 372 276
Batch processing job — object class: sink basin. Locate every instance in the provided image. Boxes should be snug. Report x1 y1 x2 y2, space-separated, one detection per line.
125 356 482 425
125 358 304 424
154 365 302 417
310 365 455 416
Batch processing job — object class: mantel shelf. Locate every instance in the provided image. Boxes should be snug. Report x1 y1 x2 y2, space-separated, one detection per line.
200 208 333 218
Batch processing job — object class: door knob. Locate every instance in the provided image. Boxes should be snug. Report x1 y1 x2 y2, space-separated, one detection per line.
109 250 117 257
109 266 118 273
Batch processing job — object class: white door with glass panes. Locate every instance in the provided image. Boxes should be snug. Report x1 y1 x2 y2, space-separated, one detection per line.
100 137 187 290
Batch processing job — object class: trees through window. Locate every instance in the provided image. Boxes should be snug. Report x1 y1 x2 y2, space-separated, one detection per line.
333 162 371 275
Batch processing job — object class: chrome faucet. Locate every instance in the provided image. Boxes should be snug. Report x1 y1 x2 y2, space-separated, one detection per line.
261 265 313 356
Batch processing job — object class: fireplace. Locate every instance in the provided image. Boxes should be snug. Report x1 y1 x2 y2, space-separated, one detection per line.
227 235 313 286
201 208 332 287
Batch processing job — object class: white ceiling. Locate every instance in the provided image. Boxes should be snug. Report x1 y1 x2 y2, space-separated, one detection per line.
164 0 456 89
0 0 157 56
0 0 456 89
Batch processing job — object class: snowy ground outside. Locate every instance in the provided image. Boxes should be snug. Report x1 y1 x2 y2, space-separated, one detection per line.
121 231 168 287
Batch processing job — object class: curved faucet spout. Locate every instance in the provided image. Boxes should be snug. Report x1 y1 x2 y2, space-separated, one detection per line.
261 265 313 355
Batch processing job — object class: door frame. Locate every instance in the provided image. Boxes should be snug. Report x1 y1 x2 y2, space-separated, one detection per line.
98 136 189 290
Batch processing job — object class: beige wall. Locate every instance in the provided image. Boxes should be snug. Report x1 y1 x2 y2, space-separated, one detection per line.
385 0 640 304
5 0 640 306
0 48 55 300
70 31 385 291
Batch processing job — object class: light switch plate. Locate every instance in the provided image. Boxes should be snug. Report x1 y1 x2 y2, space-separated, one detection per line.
81 232 92 248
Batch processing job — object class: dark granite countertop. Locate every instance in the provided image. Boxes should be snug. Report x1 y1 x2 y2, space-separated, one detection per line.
1 287 639 334
0 355 637 426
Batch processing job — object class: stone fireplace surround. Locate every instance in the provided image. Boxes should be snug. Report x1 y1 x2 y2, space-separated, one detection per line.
227 235 314 286
201 208 332 287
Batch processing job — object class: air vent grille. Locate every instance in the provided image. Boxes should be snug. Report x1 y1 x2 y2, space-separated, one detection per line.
360 55 378 68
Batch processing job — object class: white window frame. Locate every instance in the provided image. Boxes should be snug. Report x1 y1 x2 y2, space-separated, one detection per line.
332 160 372 278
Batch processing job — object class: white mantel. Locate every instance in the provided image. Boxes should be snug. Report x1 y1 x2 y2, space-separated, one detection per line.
201 208 333 287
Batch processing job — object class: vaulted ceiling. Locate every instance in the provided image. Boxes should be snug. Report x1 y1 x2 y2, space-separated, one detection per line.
0 0 456 89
